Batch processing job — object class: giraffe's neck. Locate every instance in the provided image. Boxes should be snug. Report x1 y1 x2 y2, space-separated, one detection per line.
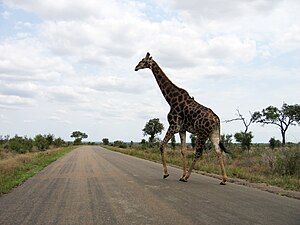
151 60 189 106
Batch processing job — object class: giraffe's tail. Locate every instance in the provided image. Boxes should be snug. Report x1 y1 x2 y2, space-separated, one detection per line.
219 142 231 154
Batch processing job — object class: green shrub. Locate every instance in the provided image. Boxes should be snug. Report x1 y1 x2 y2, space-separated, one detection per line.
113 140 127 149
8 135 33 153
34 134 50 151
269 137 281 149
102 138 110 145
234 131 253 151
274 148 300 178
53 137 65 147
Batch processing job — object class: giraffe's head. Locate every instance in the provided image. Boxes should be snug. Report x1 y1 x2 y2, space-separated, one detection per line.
135 52 153 71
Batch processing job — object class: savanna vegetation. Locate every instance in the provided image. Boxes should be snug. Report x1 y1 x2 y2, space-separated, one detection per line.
103 141 300 192
0 133 77 194
1 102 299 195
102 103 300 192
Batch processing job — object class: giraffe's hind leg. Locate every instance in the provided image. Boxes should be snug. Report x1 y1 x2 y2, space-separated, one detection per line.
210 128 228 185
180 136 205 182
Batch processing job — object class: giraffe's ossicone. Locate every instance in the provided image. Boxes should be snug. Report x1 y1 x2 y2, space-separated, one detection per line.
135 52 228 185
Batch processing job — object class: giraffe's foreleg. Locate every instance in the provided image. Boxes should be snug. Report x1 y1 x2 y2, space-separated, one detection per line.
179 132 187 180
160 128 176 179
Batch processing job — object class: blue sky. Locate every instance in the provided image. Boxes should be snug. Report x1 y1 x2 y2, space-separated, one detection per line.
1 0 300 143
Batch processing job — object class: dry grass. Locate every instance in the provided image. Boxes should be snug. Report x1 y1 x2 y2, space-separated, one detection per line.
0 146 76 194
0 153 34 174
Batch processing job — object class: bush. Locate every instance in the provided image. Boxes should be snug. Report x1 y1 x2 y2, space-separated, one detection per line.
274 148 300 178
170 135 176 149
221 134 233 146
8 135 33 153
53 137 65 147
113 140 127 149
34 135 50 151
45 134 54 147
234 131 253 151
269 137 281 149
102 138 110 145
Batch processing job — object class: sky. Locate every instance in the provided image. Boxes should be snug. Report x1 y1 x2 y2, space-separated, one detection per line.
0 0 300 143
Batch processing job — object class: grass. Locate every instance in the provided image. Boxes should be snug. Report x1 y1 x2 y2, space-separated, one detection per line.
103 144 300 192
0 146 76 195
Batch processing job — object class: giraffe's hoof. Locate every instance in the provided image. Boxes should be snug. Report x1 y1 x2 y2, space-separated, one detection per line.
163 174 169 179
179 178 187 182
219 181 226 185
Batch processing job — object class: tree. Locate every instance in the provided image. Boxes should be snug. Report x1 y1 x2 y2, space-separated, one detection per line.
142 118 164 144
140 139 147 145
253 103 300 145
234 131 253 152
170 135 176 149
9 135 33 153
225 109 255 133
190 134 196 150
34 134 49 151
113 140 127 148
70 131 88 145
53 137 65 147
269 137 281 150
220 134 233 146
102 138 109 145
45 134 54 147
225 108 255 150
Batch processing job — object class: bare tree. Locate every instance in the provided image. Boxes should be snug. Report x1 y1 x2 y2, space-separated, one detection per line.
225 108 255 151
224 108 255 133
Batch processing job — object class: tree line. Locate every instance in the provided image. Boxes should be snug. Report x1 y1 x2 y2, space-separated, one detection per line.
0 131 91 154
2 104 298 153
0 134 65 153
138 103 300 151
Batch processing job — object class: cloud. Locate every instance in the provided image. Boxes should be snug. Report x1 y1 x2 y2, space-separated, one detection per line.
0 38 74 82
82 75 147 94
168 0 281 20
45 86 93 104
0 94 33 109
206 35 257 63
1 0 299 142
3 0 143 21
272 24 300 52
48 116 71 124
0 81 40 98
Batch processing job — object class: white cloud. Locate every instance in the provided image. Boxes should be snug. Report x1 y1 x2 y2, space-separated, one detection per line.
0 81 40 98
272 24 300 52
0 94 34 109
206 35 257 63
0 38 74 82
82 75 147 94
48 116 71 124
167 0 281 21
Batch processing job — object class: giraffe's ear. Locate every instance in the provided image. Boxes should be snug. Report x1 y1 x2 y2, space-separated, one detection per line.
146 52 150 59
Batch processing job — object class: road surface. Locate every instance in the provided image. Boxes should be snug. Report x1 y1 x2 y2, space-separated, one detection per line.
0 146 299 225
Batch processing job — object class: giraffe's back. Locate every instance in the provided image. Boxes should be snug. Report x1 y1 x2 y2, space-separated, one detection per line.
181 100 220 135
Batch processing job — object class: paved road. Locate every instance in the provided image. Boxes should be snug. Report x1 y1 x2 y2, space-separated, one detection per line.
0 146 299 225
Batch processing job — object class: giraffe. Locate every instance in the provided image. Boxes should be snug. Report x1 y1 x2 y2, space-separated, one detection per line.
135 52 228 185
